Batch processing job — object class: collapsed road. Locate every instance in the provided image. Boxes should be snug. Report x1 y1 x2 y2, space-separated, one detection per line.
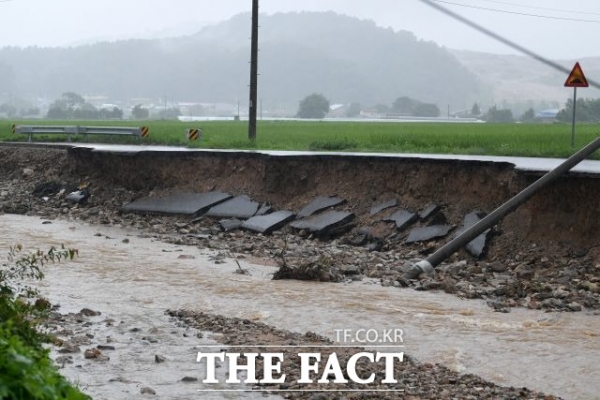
1 143 600 312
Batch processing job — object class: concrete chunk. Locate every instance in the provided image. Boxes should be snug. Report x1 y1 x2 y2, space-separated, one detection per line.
406 225 453 244
297 196 346 218
384 209 417 231
122 191 231 215
242 210 295 234
370 199 398 215
206 195 260 219
455 211 490 258
290 210 354 235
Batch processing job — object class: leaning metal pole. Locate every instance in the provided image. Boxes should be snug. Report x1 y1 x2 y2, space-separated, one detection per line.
409 136 600 277
248 0 259 141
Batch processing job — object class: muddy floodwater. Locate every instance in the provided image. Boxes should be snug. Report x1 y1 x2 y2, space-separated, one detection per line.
1 214 599 399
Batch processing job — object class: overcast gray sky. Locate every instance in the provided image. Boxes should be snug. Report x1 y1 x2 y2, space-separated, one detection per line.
1 0 599 59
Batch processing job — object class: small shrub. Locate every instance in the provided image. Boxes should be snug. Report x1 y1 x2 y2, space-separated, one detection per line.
0 245 88 400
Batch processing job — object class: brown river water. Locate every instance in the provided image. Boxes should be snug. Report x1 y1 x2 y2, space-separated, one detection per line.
1 214 599 399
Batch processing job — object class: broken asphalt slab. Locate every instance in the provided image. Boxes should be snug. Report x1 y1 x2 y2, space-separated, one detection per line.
384 209 417 231
370 199 398 215
290 210 355 235
297 196 346 218
205 195 260 219
406 225 453 244
419 204 440 220
122 191 231 215
242 210 295 234
455 211 491 258
256 204 272 216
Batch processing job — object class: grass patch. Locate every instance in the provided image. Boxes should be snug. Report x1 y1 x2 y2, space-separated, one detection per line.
2 119 600 159
308 138 358 151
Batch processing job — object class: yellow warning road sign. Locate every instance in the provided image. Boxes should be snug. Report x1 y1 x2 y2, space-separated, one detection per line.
140 127 149 137
565 62 589 88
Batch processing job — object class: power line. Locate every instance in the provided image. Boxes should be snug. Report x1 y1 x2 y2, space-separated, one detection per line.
478 0 600 17
418 0 600 90
430 0 600 23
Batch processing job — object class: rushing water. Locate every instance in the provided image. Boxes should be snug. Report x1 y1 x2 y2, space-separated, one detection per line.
1 214 599 400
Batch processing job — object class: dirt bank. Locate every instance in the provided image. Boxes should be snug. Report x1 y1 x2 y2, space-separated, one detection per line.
64 145 600 253
1 144 600 312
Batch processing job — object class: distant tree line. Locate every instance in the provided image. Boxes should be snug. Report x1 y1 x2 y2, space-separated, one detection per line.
43 92 182 120
390 96 441 117
295 94 442 119
0 103 40 118
47 92 123 120
557 98 600 123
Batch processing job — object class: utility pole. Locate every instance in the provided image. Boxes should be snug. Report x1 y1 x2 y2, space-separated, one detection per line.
248 0 259 140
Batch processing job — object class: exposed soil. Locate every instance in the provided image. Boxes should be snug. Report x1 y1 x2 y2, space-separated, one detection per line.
1 143 599 314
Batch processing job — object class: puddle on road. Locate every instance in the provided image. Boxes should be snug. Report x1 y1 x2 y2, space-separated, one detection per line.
1 214 599 400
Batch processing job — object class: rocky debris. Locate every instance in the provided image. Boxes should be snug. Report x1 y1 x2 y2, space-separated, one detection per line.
140 387 156 395
167 310 562 400
55 355 73 366
219 218 243 232
273 255 344 282
154 354 166 363
370 198 397 215
83 348 107 360
58 341 80 354
32 181 70 198
80 307 101 316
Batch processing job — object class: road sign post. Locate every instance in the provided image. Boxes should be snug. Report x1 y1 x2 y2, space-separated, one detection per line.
564 62 589 151
248 0 259 141
571 87 577 150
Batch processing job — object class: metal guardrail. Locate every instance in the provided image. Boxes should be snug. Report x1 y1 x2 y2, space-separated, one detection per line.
12 125 149 142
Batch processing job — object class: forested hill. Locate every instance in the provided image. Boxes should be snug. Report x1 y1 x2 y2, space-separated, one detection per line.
0 11 481 109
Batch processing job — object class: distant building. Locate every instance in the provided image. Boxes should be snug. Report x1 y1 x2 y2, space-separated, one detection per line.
536 109 559 123
327 104 346 118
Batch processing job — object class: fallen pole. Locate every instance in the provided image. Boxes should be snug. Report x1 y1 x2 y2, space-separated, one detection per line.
408 135 600 277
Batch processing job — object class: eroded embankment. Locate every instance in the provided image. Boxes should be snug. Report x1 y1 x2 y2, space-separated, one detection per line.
1 144 600 311
65 145 600 255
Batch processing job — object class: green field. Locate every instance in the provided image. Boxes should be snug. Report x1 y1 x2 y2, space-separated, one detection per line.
2 119 600 159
